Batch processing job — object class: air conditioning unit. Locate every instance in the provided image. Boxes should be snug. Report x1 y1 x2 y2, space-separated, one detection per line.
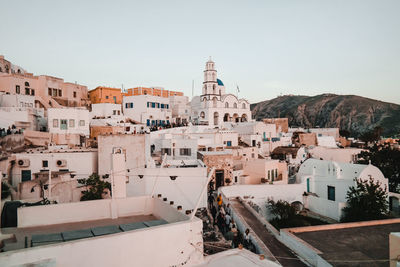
56 159 67 167
17 159 30 167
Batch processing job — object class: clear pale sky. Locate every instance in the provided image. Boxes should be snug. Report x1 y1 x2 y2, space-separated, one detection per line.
1 0 399 104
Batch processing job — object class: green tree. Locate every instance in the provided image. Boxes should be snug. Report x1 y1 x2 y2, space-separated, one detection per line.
267 199 296 220
1 181 11 199
78 173 111 201
341 177 388 222
357 145 400 192
339 129 351 138
359 126 383 143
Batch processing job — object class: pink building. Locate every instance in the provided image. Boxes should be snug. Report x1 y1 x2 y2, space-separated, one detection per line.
0 55 89 109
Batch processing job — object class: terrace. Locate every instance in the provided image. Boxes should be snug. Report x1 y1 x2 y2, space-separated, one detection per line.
0 196 204 267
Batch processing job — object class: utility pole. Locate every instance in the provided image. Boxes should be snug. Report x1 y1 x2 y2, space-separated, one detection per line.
48 154 53 200
192 80 194 99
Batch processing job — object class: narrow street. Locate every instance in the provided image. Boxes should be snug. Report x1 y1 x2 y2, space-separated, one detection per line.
231 199 308 267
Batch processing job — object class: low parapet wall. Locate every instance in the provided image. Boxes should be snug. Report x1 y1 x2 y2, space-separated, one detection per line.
17 196 152 228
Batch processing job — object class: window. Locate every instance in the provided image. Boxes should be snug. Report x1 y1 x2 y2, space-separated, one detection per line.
52 88 57 97
161 148 171 156
60 119 68 130
106 96 109 99
21 170 31 182
147 102 150 108
125 103 129 108
31 89 35 96
69 119 75 127
16 85 20 94
58 89 62 97
118 110 121 115
113 96 116 103
233 103 238 108
73 91 77 98
113 110 117 115
42 160 48 168
25 88 30 95
242 103 246 109
161 104 165 109
53 119 59 128
48 88 52 95
268 170 270 180
130 103 133 108
25 82 30 87
79 120 85 126
180 148 191 156
327 186 335 201
151 102 156 108
225 102 229 108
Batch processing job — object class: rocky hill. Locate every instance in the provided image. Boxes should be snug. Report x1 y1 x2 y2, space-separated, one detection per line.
251 94 400 137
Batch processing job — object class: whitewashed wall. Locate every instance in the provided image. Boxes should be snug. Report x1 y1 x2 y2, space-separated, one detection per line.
127 166 208 211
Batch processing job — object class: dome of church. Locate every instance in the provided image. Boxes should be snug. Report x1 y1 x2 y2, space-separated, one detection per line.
217 79 224 86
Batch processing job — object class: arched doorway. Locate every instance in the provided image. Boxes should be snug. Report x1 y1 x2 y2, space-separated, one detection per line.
241 114 248 122
232 113 239 123
213 112 219 125
223 113 230 122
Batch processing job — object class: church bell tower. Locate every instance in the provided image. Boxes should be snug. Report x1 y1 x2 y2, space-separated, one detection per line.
202 57 219 97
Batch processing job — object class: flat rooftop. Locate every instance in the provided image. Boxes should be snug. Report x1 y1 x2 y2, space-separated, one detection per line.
291 220 400 266
1 214 165 252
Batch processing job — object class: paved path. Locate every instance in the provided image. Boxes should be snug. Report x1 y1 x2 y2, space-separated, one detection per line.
231 199 307 267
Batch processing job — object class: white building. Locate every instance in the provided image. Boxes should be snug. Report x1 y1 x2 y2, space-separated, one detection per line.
309 146 364 163
91 103 122 118
127 159 208 211
0 195 204 267
98 134 148 176
242 159 288 184
0 107 45 131
297 158 388 221
156 134 198 160
0 92 45 130
0 92 35 108
232 122 280 155
191 59 252 126
123 95 172 126
48 108 90 136
169 95 191 124
9 147 98 186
